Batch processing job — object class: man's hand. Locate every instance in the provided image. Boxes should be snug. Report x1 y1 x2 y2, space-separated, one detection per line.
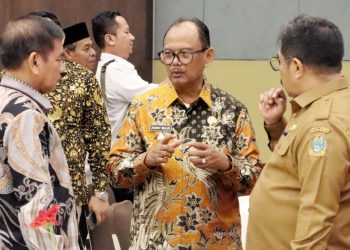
259 88 287 125
144 135 181 168
188 141 231 172
88 196 109 224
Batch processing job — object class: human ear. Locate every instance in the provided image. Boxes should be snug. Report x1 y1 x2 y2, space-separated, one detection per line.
105 34 115 46
28 52 40 75
292 58 303 79
205 48 215 67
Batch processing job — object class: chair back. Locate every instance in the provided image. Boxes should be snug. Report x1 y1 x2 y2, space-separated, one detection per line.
91 200 133 250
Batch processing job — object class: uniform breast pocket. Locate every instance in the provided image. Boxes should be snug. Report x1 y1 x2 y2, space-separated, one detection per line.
265 136 291 182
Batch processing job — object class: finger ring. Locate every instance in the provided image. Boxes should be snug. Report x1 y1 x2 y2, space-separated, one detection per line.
201 158 206 164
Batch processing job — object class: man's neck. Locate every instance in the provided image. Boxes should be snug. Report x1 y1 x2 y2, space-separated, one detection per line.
4 70 38 91
102 48 127 60
175 78 204 104
317 72 343 83
300 72 343 94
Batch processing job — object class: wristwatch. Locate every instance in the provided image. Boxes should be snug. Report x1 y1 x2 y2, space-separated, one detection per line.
94 191 108 201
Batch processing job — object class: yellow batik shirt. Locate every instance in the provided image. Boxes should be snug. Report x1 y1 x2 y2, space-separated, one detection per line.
108 81 263 250
46 60 111 205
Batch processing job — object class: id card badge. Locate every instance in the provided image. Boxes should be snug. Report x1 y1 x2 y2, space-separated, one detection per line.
150 125 173 140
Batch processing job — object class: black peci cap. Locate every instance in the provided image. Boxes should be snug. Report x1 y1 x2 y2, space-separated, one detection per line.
63 22 89 46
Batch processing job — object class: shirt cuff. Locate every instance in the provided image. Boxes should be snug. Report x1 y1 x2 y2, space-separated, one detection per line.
136 152 158 173
264 117 287 141
215 154 236 174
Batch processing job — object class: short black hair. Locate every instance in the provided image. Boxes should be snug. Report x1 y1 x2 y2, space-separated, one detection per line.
28 10 62 27
0 15 64 70
278 14 344 73
92 10 121 49
163 17 210 49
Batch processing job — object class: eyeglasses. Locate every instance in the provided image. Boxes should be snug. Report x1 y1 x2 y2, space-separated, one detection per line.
158 48 208 65
269 56 294 71
269 56 281 71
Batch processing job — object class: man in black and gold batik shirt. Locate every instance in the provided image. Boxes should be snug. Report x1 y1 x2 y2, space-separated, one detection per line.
51 22 111 206
47 58 111 208
51 22 110 210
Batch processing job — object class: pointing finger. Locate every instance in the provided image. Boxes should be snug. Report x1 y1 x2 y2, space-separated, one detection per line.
159 134 175 145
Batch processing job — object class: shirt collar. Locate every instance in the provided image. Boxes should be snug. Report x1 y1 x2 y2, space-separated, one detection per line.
0 75 52 113
290 77 348 112
163 78 212 108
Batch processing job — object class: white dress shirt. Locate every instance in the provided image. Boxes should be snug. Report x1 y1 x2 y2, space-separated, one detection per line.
96 52 157 144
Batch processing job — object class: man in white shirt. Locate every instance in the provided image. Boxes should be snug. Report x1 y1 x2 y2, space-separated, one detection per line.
92 11 157 145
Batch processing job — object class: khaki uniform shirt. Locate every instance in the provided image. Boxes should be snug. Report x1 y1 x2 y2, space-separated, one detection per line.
108 81 263 249
247 78 350 249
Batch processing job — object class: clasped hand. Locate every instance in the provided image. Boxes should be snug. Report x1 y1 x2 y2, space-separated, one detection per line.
144 135 230 172
187 141 231 172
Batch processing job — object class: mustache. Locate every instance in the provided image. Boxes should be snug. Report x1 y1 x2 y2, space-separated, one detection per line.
170 68 185 73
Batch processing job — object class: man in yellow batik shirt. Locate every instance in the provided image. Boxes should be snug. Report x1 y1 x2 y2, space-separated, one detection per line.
107 17 263 250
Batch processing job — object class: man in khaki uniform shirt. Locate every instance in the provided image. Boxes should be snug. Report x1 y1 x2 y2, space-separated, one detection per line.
247 15 350 249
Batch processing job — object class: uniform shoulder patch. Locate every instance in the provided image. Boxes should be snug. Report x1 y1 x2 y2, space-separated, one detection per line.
309 135 327 157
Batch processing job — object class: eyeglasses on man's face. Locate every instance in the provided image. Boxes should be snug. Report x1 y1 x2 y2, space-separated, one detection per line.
158 48 208 65
269 55 294 71
269 56 281 71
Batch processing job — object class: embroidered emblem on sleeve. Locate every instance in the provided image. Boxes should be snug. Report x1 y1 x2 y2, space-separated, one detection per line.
309 127 331 134
309 135 327 157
